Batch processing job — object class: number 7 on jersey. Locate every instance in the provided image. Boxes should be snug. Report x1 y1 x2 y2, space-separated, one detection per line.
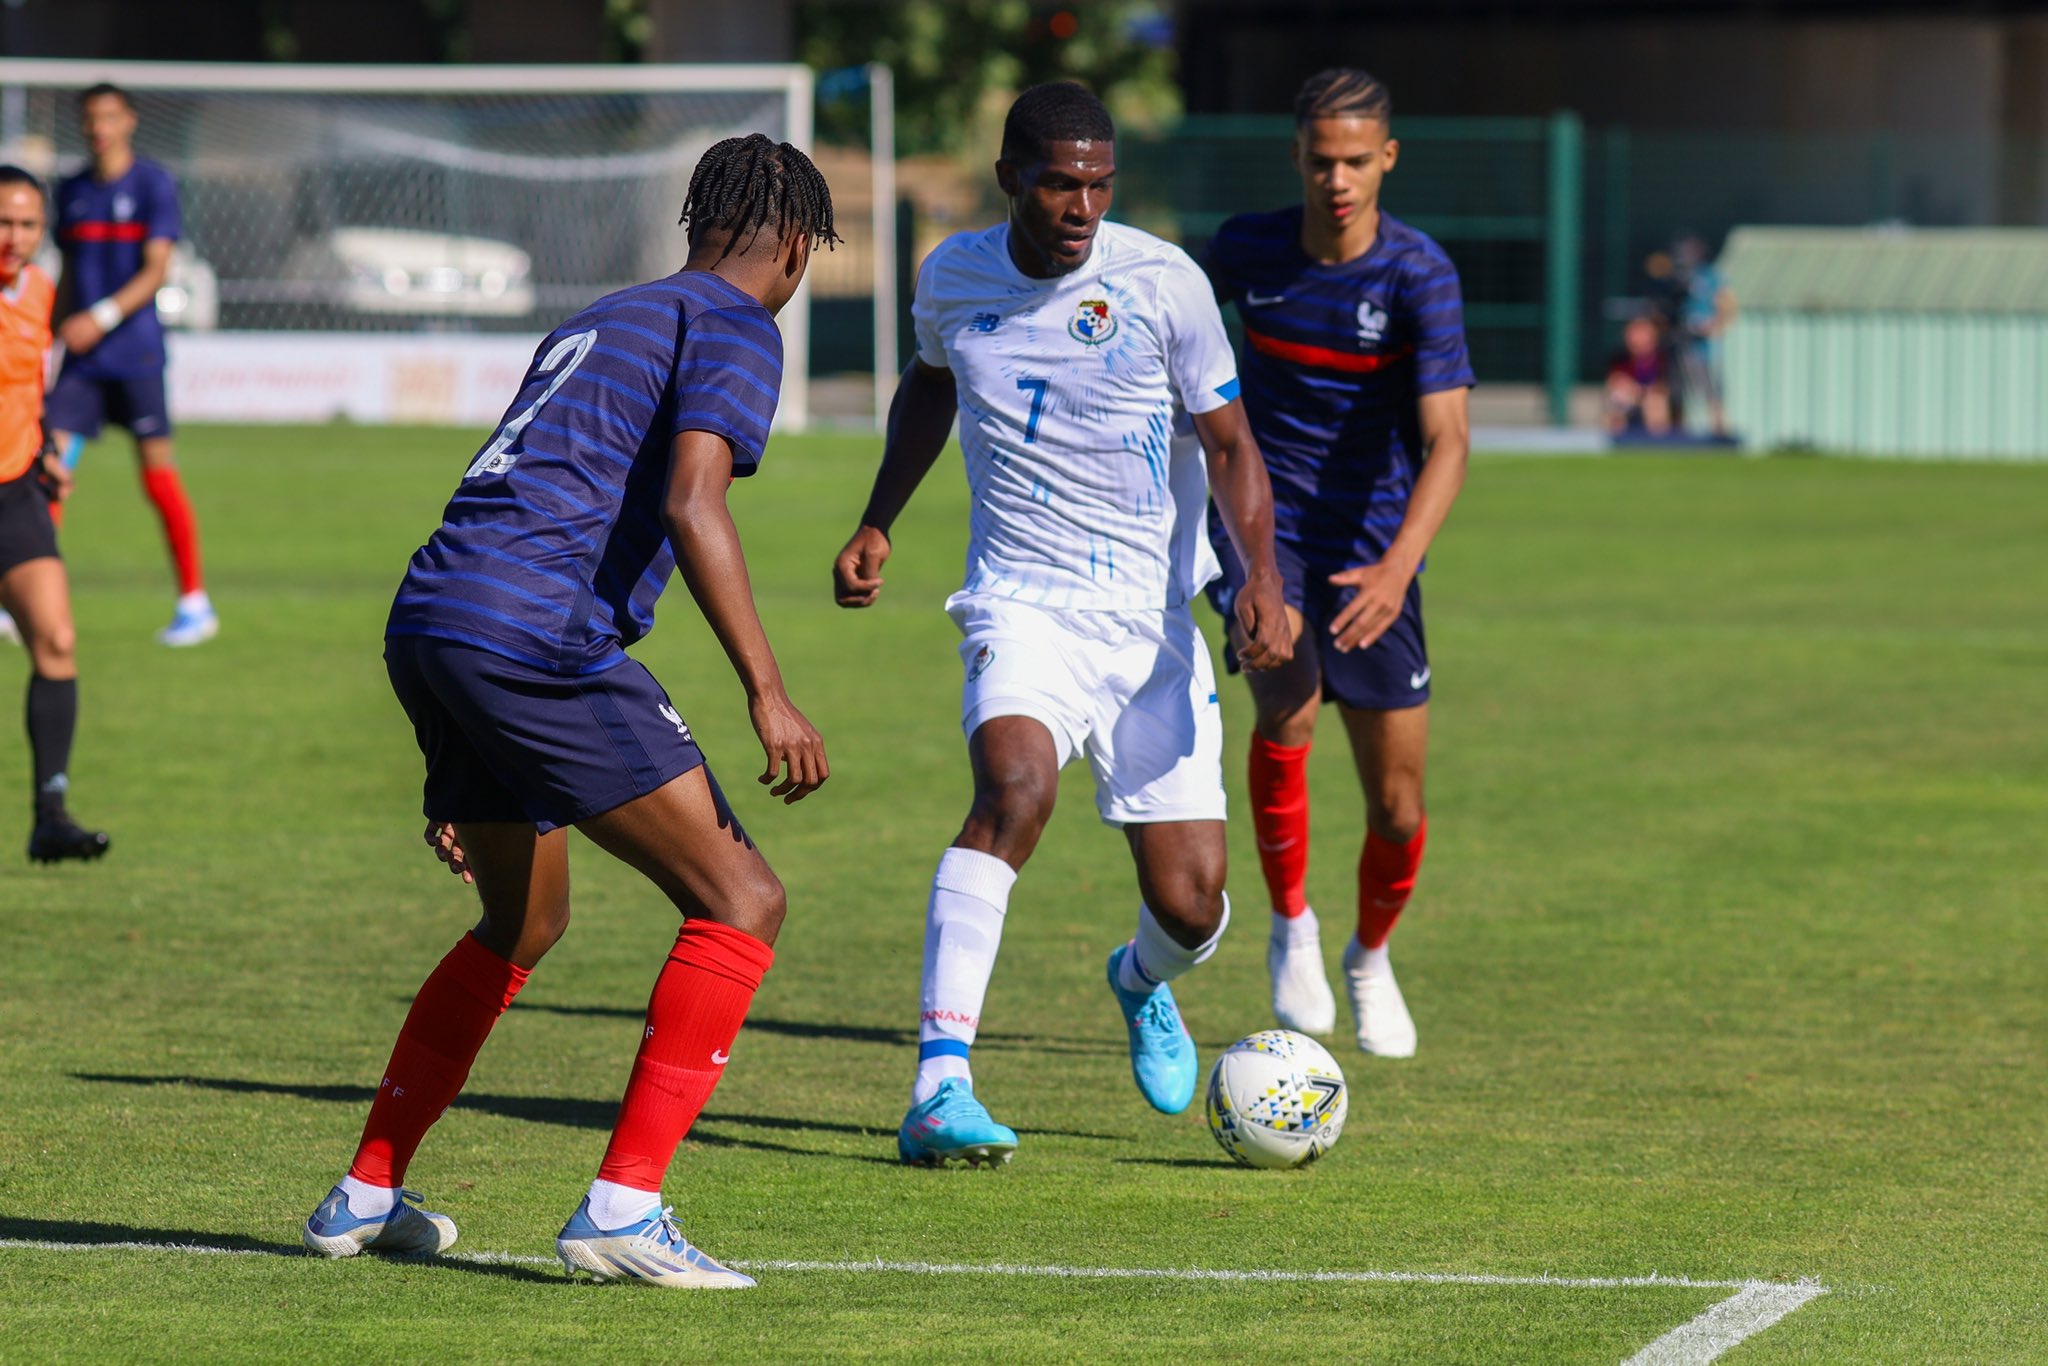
1016 377 1049 444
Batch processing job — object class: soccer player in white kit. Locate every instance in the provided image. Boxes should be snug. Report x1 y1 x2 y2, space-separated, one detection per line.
833 83 1291 1166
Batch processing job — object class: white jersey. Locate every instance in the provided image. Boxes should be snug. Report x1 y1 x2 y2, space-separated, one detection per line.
914 220 1240 611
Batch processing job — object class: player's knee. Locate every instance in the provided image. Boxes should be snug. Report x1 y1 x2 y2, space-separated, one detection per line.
30 620 77 674
716 863 787 945
1367 794 1424 845
969 772 1056 846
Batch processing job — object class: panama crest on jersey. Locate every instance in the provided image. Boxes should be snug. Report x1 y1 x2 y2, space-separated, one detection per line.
1069 298 1117 346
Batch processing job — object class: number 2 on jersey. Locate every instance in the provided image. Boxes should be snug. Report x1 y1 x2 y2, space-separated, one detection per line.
465 329 599 479
1016 376 1049 444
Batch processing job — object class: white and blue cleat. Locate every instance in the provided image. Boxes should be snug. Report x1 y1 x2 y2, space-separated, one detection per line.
897 1077 1018 1167
157 600 219 648
555 1198 756 1289
1107 945 1199 1114
302 1185 458 1258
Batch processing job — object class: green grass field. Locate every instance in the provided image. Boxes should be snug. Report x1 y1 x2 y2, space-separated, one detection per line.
2 427 2043 1362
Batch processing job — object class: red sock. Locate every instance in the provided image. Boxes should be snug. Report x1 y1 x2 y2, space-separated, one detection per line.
140 466 204 595
1248 733 1311 917
596 919 774 1192
348 933 529 1187
1357 820 1428 950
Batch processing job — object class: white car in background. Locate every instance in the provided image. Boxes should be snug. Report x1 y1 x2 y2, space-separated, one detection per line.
156 242 218 331
294 227 535 318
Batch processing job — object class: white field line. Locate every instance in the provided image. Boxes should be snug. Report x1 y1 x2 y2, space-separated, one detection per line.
0 1238 1828 1363
1624 1280 1831 1366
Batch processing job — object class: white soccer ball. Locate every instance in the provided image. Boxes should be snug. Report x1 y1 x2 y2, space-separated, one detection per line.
1204 1029 1348 1169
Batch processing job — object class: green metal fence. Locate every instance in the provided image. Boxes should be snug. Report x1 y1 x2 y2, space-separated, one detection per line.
1112 118 2046 429
1119 112 1583 423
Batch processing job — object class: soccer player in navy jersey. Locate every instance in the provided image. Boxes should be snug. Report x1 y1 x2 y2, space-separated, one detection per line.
1203 69 1474 1058
301 135 838 1290
43 84 216 647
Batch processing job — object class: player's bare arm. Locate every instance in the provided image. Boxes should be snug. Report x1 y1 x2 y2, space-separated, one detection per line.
57 234 169 356
833 356 958 607
667 427 827 803
1193 398 1292 671
1327 384 1471 652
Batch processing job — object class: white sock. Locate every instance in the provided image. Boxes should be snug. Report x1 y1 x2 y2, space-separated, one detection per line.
1118 894 1231 994
912 846 1015 1106
584 1177 661 1230
337 1174 396 1218
1347 936 1392 974
1272 905 1321 948
177 590 212 615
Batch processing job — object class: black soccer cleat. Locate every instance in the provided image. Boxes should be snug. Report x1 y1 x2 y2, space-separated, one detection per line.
28 814 111 864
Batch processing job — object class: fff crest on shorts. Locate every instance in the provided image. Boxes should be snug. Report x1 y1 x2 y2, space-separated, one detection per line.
1069 298 1118 346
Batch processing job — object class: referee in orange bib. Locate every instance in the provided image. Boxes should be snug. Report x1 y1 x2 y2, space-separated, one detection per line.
0 165 108 863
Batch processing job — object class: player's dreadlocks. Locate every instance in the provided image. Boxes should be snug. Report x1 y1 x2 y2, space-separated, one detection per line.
1001 82 1116 164
678 133 841 261
1294 68 1392 126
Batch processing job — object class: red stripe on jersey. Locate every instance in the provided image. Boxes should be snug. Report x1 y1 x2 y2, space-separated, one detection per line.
1246 326 1413 374
64 221 149 243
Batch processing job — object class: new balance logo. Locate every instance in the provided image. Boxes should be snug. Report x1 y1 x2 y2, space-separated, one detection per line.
969 312 1002 333
657 703 692 740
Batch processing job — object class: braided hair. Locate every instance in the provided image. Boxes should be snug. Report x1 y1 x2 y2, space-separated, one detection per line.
679 133 841 260
1294 68 1392 126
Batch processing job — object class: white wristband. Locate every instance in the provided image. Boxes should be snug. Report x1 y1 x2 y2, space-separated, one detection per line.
88 297 126 332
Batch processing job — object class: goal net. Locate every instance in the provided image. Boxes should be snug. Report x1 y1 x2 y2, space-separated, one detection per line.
0 59 817 428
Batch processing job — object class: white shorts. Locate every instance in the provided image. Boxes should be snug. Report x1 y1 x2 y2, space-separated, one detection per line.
947 592 1227 828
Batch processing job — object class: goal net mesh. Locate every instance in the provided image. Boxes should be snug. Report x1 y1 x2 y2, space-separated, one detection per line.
5 80 795 334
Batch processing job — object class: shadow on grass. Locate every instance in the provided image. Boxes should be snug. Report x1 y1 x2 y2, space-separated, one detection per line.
70 1073 909 1161
511 1005 1123 1058
0 1215 562 1284
1110 1156 1240 1170
74 1072 1128 1147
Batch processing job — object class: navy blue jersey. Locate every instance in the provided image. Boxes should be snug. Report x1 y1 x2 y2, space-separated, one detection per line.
387 271 783 675
56 158 181 377
1203 208 1473 568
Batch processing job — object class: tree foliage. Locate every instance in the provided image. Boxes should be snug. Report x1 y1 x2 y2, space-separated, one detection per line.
799 1 1179 154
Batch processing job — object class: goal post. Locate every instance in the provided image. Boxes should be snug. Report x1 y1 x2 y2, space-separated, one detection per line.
0 57 825 429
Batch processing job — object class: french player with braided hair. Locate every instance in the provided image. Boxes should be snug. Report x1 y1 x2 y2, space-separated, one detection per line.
1203 69 1474 1057
836 83 1292 1166
303 134 837 1289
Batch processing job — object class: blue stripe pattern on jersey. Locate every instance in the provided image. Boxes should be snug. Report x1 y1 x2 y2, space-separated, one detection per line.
1203 208 1474 569
386 271 783 674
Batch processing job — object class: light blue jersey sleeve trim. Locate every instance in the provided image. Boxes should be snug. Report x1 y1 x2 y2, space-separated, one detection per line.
1215 378 1241 403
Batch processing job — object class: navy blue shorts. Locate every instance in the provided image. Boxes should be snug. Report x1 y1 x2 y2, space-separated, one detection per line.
1207 537 1431 712
45 366 174 442
0 468 60 577
385 634 709 833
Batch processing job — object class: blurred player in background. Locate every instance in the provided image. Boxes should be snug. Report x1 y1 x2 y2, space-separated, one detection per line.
302 135 836 1290
1202 69 1473 1057
834 83 1291 1167
0 166 109 863
48 83 216 647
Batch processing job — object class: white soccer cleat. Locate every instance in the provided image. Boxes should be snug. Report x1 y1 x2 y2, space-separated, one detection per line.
157 599 219 648
556 1198 756 1289
0 610 19 646
302 1185 458 1258
1268 908 1336 1035
1342 936 1417 1058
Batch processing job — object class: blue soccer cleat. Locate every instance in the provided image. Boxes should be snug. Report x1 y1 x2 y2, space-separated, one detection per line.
157 598 219 648
1106 945 1199 1114
897 1077 1018 1167
555 1197 756 1289
302 1185 458 1258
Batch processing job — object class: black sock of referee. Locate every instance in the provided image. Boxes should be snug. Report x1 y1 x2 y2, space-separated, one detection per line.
26 674 77 822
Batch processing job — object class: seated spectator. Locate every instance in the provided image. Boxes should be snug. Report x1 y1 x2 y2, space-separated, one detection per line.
1605 316 1671 436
